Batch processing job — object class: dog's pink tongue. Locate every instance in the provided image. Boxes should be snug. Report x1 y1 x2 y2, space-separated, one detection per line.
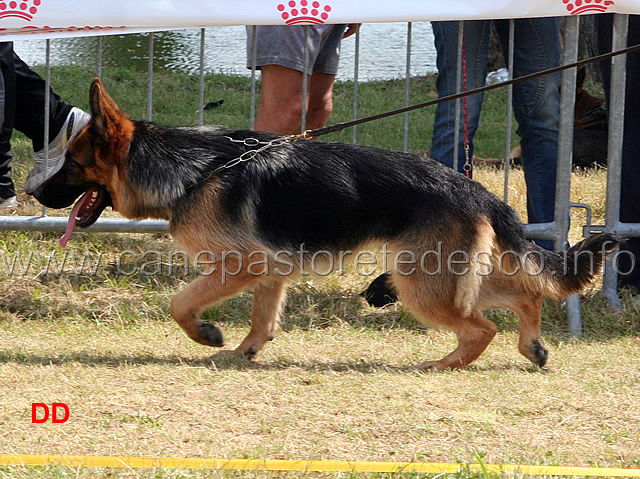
59 191 92 248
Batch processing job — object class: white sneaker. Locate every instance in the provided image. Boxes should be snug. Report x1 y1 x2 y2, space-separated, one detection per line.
0 196 19 209
24 107 91 194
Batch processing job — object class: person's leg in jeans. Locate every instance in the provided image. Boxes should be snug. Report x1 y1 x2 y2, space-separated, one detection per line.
495 18 560 251
597 14 640 291
430 20 492 173
0 42 17 205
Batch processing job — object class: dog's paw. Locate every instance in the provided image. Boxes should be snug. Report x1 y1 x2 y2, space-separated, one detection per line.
198 321 225 347
532 341 548 367
414 360 442 371
211 346 258 361
244 347 258 360
221 346 259 360
211 349 241 359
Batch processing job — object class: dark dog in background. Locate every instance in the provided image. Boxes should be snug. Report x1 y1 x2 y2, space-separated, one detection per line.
509 68 608 169
571 67 608 168
32 78 617 370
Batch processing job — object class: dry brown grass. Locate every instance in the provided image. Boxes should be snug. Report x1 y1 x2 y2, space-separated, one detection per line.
3 320 640 479
2 150 639 478
2 316 640 473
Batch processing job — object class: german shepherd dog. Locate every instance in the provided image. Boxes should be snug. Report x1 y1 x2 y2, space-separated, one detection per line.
33 78 618 370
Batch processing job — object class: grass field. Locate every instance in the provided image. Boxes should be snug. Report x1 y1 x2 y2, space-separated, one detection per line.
1 67 639 478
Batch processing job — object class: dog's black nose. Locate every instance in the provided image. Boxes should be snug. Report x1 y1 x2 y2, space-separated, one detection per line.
31 181 87 209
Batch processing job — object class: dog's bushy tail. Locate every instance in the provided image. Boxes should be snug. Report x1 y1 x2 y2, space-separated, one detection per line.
539 233 621 298
360 233 621 309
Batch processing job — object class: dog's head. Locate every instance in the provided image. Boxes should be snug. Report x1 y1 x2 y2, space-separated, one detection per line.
34 78 135 245
572 68 607 130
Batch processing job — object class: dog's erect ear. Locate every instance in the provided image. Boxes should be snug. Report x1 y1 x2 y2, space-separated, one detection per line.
89 77 127 139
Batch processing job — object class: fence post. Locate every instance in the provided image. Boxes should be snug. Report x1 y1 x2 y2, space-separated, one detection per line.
301 25 309 133
502 20 515 204
250 25 258 130
602 14 629 310
96 36 103 78
198 28 206 127
147 32 154 122
452 21 463 172
41 39 51 217
403 22 412 153
352 24 360 144
556 15 581 336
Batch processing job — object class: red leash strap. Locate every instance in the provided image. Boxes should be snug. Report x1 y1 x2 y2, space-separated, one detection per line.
461 23 472 179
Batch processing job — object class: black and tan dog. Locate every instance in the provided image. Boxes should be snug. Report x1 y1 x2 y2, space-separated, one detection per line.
33 78 618 370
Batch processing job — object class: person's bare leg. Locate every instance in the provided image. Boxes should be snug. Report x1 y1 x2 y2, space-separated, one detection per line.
254 66 336 136
254 65 305 134
305 71 336 132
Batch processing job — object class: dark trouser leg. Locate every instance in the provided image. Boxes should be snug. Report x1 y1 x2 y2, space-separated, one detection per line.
12 51 72 152
598 14 640 291
0 42 16 199
495 18 561 251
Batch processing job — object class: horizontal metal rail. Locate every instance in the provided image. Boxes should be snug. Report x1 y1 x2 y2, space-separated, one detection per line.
0 216 168 233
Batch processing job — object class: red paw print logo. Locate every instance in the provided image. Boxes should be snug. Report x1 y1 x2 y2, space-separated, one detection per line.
562 0 614 15
0 0 41 21
277 1 332 25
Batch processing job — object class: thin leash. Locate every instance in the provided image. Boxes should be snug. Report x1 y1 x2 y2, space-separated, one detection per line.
219 42 640 173
290 42 640 141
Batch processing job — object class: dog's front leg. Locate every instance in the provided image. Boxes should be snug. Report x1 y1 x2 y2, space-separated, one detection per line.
170 272 257 348
232 278 288 359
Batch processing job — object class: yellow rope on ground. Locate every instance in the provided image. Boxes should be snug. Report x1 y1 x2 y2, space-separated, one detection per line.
1 455 640 476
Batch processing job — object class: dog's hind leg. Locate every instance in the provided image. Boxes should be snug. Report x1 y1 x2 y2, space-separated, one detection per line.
414 310 497 371
509 293 548 367
170 271 258 348
231 277 288 359
392 273 497 370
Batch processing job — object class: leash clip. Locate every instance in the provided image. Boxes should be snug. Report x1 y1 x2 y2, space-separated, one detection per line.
463 144 472 179
285 130 313 142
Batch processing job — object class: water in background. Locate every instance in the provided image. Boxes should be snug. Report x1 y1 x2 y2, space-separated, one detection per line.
13 23 437 82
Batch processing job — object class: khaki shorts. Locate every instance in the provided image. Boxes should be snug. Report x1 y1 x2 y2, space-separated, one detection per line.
246 24 346 75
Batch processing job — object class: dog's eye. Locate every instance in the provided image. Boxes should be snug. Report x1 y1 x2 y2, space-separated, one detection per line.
66 153 83 168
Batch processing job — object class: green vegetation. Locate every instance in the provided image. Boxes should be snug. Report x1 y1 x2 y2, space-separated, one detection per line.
26 65 514 157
